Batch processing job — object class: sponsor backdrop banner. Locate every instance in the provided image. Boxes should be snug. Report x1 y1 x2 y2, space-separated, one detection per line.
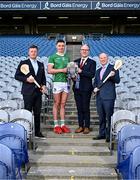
0 1 139 10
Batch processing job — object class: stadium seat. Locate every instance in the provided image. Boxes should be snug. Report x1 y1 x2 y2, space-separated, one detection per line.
0 143 16 179
0 161 8 179
128 146 140 179
110 110 136 154
0 35 56 57
10 92 23 109
0 92 8 101
116 87 129 98
0 110 9 124
10 109 35 151
128 100 140 116
84 35 140 57
114 100 124 112
0 100 18 112
117 124 140 179
127 82 137 92
10 80 21 91
121 92 136 109
132 87 140 100
0 123 29 178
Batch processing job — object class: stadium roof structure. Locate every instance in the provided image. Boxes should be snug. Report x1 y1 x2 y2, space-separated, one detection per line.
0 1 139 34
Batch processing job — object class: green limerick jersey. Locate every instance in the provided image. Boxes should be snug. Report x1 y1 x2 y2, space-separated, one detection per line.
48 53 70 82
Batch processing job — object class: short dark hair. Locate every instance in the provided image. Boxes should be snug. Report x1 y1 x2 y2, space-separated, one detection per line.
29 45 38 50
56 39 65 44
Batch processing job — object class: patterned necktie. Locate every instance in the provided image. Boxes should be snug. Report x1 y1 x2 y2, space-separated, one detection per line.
100 66 106 80
80 58 85 69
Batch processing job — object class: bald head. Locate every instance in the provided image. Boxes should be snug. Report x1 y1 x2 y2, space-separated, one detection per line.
80 44 89 58
81 44 89 50
99 53 108 66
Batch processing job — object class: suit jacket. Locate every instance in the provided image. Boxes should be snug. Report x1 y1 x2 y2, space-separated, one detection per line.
73 57 96 92
94 64 120 100
15 59 46 95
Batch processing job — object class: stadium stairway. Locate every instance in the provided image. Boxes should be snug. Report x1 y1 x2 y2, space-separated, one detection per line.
66 44 82 61
27 92 118 180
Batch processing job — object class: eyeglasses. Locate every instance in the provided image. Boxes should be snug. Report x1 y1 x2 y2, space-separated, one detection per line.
81 49 89 51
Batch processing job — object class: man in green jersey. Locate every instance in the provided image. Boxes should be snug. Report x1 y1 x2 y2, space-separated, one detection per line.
48 39 71 134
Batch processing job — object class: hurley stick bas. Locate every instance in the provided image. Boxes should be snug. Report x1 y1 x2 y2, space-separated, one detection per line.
98 59 123 89
93 59 123 96
20 64 49 99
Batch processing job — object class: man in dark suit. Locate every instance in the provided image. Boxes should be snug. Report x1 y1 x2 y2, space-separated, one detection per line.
15 45 46 138
73 44 96 134
93 53 120 142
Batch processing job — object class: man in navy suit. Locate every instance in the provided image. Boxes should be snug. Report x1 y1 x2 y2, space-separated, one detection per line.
93 53 120 142
15 45 46 138
73 44 96 134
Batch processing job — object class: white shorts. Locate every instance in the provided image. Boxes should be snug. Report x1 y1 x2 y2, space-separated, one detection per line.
53 82 70 94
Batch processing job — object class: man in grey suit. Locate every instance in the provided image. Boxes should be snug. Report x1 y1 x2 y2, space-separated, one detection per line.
93 53 120 142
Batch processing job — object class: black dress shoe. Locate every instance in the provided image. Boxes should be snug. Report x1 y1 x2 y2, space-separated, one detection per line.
35 132 45 138
106 138 110 142
93 135 105 140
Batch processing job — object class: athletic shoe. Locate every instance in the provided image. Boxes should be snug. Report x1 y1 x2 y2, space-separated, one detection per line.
54 126 63 134
61 125 71 133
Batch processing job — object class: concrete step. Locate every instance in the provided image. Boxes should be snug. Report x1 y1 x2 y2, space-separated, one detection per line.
45 102 96 107
45 104 97 110
48 98 96 103
41 130 99 138
47 111 98 116
34 145 110 156
41 124 99 131
43 114 99 120
27 166 118 179
29 154 116 168
46 107 97 113
65 107 97 111
41 119 99 125
35 137 107 147
65 102 96 106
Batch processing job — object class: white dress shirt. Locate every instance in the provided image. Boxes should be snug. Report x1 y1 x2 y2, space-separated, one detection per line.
30 59 38 75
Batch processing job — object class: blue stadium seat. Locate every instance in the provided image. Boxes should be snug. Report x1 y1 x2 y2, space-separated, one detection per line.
10 109 35 151
0 122 29 178
117 124 140 179
128 146 140 179
0 161 8 179
84 35 140 57
0 143 16 179
0 35 56 57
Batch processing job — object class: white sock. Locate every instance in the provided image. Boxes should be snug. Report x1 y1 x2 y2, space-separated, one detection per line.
60 120 65 127
54 120 59 127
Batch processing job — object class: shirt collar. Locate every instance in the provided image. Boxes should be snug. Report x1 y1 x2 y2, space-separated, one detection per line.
56 52 65 56
30 58 37 63
81 56 88 63
101 63 109 69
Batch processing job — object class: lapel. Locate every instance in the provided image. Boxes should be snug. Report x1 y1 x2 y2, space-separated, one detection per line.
83 58 89 68
27 59 35 77
80 57 89 69
36 61 41 76
102 64 112 81
98 67 102 82
77 58 81 68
